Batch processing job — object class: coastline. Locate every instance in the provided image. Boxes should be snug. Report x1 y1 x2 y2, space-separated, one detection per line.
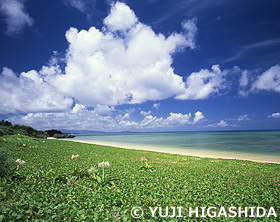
65 139 280 164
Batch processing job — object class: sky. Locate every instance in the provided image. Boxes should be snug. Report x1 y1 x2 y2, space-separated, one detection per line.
0 0 280 132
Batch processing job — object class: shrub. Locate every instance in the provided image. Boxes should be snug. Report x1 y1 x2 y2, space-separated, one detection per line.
0 120 12 127
45 129 63 137
0 150 16 177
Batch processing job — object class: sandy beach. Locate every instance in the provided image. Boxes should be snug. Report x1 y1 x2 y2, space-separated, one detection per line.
65 139 280 164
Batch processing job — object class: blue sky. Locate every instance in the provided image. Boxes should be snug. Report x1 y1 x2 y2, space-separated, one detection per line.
0 0 280 132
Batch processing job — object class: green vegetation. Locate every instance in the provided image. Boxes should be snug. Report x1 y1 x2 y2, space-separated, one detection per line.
0 120 74 138
44 129 64 137
0 150 16 178
0 134 279 221
0 120 43 137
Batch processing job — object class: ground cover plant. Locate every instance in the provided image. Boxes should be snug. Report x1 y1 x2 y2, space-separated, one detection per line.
0 135 279 221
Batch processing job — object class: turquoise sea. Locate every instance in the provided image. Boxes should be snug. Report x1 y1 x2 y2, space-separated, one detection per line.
66 130 280 163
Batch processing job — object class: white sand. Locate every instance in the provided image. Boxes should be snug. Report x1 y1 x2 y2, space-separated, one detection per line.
66 139 280 164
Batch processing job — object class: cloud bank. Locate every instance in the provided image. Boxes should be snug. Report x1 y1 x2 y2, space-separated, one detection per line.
8 107 205 131
1 1 279 131
1 1 204 114
1 1 264 116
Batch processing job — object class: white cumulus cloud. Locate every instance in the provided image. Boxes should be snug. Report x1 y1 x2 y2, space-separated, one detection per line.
251 64 280 93
140 110 152 116
94 104 115 116
207 120 229 128
177 65 229 100
166 112 191 125
268 112 280 119
0 67 73 114
52 1 199 107
71 104 86 113
181 17 198 49
238 70 251 97
238 65 280 96
152 103 160 110
217 120 229 127
0 0 33 36
104 1 138 32
237 114 250 121
193 111 205 124
240 70 249 87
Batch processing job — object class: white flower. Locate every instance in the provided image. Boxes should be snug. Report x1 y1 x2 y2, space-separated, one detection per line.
87 167 97 176
98 161 110 168
141 157 148 162
67 176 77 184
15 158 26 167
71 154 80 159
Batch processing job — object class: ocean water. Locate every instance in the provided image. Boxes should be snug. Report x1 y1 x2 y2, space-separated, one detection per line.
67 130 280 157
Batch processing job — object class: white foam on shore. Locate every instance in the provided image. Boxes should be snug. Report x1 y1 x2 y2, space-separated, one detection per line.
66 139 280 164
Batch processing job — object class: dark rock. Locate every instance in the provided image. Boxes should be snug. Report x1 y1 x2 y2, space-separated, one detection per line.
35 134 48 139
53 134 76 139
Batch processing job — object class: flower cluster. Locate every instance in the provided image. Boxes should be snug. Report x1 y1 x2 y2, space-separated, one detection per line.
15 158 26 167
71 154 80 159
98 161 110 168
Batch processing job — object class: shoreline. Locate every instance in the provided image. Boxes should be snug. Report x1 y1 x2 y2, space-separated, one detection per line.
65 139 280 164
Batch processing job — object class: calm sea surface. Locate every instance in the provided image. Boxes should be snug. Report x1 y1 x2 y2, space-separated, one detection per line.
67 130 280 157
